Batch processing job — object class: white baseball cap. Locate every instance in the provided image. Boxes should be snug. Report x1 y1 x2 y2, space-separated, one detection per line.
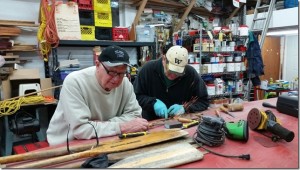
166 45 188 74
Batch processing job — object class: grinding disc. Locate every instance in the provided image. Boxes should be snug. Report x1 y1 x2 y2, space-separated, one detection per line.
247 108 262 130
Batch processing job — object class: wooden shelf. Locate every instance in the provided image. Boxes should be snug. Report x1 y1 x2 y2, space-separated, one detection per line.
57 40 156 48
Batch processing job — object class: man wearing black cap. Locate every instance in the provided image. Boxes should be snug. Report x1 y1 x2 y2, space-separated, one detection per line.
47 46 148 146
133 45 209 121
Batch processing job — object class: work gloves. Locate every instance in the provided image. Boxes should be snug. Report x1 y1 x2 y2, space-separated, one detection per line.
154 99 185 118
168 104 185 116
154 99 168 118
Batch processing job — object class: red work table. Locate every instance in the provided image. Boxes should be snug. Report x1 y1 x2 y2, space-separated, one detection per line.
3 98 299 168
177 98 298 168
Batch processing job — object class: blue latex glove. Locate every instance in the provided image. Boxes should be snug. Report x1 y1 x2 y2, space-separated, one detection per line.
153 99 168 118
167 104 185 116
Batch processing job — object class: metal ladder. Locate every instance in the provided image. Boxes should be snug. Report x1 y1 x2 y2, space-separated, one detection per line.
250 0 277 48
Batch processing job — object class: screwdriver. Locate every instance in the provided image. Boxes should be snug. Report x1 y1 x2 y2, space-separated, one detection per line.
182 120 199 129
219 106 235 118
118 131 148 139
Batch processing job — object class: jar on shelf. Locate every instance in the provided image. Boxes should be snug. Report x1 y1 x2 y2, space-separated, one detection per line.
206 83 216 95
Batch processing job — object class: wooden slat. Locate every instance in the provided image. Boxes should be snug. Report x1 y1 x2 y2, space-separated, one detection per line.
3 55 19 59
0 20 38 27
109 143 203 168
0 67 13 74
174 0 196 32
129 0 148 41
225 3 244 25
133 0 148 26
4 60 20 64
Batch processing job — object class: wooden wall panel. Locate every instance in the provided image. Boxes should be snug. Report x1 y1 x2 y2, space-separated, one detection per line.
258 36 281 99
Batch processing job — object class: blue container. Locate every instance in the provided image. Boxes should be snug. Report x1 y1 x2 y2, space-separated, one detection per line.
284 0 298 8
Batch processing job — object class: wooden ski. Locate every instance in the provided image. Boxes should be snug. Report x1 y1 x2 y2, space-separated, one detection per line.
108 142 204 168
9 129 188 168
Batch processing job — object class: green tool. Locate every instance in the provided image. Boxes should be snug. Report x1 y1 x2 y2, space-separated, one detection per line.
224 120 249 142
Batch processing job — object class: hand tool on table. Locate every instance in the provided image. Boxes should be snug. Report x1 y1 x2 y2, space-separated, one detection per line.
262 102 277 108
224 120 249 142
247 108 294 142
214 109 221 117
175 117 199 129
223 103 244 112
219 106 235 118
182 120 199 129
176 117 194 123
119 131 149 139
215 109 248 141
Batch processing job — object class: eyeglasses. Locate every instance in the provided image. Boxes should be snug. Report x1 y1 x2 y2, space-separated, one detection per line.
100 62 127 78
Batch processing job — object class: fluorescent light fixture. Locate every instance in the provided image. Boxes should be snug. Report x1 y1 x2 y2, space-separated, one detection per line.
267 29 298 36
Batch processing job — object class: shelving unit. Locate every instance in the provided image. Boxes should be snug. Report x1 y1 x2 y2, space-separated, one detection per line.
207 91 245 99
48 40 156 99
46 40 156 77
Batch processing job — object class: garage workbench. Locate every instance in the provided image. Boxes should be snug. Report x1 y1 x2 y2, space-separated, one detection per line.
2 98 299 168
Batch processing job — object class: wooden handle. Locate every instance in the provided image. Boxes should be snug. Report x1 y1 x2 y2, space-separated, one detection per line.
177 117 193 123
12 150 96 168
0 142 97 164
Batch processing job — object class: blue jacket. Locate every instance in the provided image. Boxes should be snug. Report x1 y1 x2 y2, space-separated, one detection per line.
246 31 265 86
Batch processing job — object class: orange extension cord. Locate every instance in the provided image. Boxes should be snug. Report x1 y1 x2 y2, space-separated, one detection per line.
37 0 59 60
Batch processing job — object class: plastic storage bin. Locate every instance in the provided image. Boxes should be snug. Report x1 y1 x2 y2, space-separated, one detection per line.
136 25 155 42
80 25 95 40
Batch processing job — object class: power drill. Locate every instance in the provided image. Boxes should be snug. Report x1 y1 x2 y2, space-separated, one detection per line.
224 120 249 142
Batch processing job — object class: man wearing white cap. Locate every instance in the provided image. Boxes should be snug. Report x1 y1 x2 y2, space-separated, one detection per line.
133 45 209 121
47 46 148 146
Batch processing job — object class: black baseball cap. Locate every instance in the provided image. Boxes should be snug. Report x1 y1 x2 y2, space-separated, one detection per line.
99 46 131 67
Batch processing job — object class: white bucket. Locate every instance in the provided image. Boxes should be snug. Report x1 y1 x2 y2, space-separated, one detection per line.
221 41 227 46
234 62 241 71
218 63 226 72
225 56 233 62
204 64 212 73
211 63 219 73
206 84 216 95
239 25 249 36
214 40 221 47
235 55 242 62
226 63 235 72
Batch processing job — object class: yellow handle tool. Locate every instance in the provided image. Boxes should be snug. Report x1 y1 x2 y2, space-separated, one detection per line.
118 131 148 139
182 120 199 129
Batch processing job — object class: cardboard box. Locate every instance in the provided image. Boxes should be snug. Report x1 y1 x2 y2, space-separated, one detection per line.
1 69 53 100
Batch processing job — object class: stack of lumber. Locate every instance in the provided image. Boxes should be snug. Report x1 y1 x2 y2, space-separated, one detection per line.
0 20 38 80
8 45 37 51
2 53 20 64
0 20 38 27
0 26 21 36
0 53 18 80
0 20 38 52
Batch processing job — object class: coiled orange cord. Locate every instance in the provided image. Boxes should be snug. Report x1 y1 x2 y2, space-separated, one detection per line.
37 0 59 60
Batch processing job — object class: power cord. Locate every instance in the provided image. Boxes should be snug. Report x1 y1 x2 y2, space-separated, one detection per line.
193 115 250 160
66 122 100 154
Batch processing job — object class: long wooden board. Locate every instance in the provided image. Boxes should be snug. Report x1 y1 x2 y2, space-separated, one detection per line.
10 129 188 168
0 20 38 27
108 142 203 168
50 137 195 168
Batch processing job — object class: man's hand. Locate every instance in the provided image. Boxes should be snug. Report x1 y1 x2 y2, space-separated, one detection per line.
120 118 149 134
153 99 168 118
167 104 185 116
